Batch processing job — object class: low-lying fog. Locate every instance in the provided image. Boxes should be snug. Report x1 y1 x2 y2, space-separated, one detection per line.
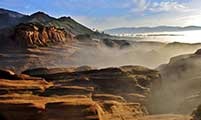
1 30 201 72
69 30 201 69
117 30 201 43
0 31 201 115
0 38 201 72
69 41 201 69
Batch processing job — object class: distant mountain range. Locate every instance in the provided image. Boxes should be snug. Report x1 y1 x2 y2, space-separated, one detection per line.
104 26 201 34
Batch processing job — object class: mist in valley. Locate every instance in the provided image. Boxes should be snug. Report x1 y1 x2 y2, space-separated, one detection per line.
68 41 201 115
1 40 201 72
1 38 201 115
66 41 201 69
1 1 201 119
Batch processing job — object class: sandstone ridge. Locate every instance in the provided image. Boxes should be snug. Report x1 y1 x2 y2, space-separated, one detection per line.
14 23 73 47
0 65 161 120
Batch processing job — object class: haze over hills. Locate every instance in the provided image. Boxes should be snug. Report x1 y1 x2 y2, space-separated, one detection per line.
0 7 201 120
104 26 201 34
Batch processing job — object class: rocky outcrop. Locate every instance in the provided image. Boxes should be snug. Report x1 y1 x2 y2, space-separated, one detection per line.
75 34 131 49
14 23 73 47
150 48 201 114
41 86 94 97
23 66 160 97
0 65 161 120
0 69 43 80
22 66 94 76
23 65 161 110
101 38 131 49
0 79 51 95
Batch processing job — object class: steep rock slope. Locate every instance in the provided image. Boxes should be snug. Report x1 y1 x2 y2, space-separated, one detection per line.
14 23 73 47
50 16 93 35
150 49 201 114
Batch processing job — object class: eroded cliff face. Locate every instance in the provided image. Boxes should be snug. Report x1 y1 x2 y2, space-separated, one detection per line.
14 23 74 47
0 65 161 120
149 48 201 114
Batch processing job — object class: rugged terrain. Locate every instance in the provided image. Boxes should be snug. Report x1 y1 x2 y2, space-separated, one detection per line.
1 9 201 70
0 8 115 49
0 8 200 120
0 65 161 120
150 48 201 114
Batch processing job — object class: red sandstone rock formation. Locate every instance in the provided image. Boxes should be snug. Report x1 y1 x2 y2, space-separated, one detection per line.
0 66 160 120
14 23 74 47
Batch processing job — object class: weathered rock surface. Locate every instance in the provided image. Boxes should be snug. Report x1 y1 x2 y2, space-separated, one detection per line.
151 48 201 114
23 66 160 100
0 69 43 80
0 65 161 120
0 79 51 95
14 23 73 47
22 66 94 76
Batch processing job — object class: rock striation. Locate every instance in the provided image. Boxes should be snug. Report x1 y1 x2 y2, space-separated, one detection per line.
14 23 73 47
0 65 161 120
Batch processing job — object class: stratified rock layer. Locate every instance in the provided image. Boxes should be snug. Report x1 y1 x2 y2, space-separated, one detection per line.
0 65 161 120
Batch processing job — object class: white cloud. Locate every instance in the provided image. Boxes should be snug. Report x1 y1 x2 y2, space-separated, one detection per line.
132 0 190 13
132 0 150 12
74 0 201 30
149 1 189 12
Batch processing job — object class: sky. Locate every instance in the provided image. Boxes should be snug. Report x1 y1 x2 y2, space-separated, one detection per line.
0 0 201 30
